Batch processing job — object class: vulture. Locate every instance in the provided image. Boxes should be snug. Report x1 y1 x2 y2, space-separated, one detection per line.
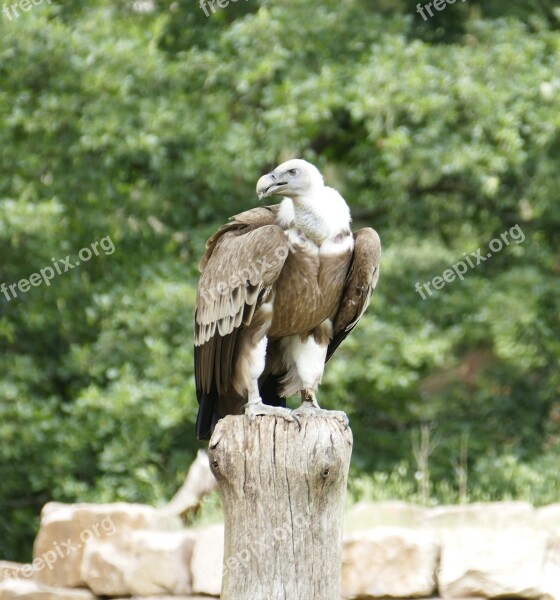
194 159 381 440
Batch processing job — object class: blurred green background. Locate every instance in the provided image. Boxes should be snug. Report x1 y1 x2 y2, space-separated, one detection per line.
1 0 559 561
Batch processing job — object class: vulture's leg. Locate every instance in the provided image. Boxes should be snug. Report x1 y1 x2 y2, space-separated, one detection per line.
235 327 298 426
280 323 348 426
293 389 349 427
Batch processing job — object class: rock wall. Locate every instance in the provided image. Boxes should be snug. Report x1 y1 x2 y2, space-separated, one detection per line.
2 501 560 600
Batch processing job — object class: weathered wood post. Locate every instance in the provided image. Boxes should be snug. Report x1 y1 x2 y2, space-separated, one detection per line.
208 414 353 600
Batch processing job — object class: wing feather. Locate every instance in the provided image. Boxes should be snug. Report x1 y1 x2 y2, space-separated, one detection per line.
195 207 288 440
326 227 381 362
195 210 288 402
195 225 287 346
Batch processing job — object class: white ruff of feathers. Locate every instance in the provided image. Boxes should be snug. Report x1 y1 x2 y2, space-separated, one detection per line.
276 185 352 243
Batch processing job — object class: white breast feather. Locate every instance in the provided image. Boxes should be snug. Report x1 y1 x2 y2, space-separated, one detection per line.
276 186 352 244
314 186 352 238
277 198 295 228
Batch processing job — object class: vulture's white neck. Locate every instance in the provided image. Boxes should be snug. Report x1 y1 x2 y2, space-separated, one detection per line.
277 186 351 243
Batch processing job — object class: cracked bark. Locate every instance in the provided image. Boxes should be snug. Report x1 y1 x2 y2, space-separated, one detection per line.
208 414 352 600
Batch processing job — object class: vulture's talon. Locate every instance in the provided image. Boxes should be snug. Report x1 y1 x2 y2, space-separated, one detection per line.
243 400 298 426
334 411 350 429
293 404 349 428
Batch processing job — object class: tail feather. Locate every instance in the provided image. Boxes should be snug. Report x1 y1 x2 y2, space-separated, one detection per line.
196 374 286 441
195 391 219 441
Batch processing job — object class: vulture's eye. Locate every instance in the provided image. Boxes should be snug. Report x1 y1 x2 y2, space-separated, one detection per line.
288 168 299 177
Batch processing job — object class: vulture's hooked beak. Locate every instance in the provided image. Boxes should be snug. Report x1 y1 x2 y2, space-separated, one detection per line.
256 172 288 200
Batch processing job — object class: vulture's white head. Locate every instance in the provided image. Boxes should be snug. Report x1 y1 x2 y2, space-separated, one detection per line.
256 159 324 200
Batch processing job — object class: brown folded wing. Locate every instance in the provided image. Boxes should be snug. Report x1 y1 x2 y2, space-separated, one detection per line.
326 227 381 362
195 206 289 399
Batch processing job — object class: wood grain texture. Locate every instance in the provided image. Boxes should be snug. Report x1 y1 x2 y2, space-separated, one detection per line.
208 415 353 600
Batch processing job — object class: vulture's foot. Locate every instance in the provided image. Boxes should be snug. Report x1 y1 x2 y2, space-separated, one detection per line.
293 391 349 428
243 399 300 428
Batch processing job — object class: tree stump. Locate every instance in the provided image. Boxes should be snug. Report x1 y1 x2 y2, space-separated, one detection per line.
208 414 353 600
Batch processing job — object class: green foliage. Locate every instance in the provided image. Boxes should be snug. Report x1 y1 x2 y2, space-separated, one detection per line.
348 451 560 507
0 0 559 560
